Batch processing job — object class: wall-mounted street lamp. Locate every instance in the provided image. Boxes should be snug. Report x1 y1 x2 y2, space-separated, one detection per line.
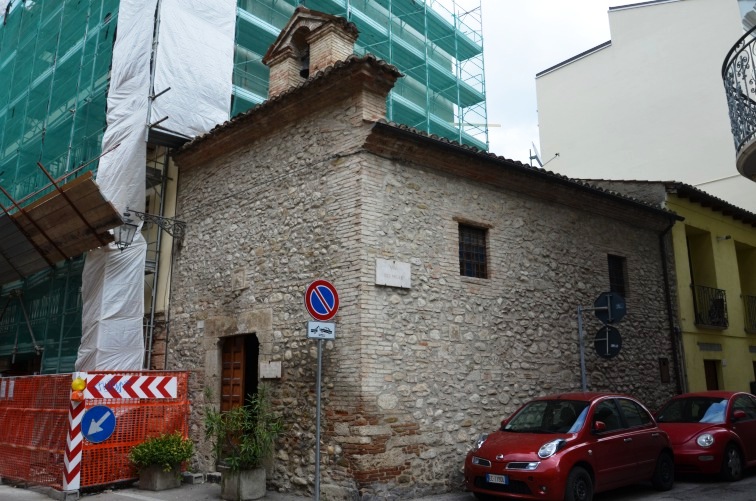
112 207 186 251
113 217 139 251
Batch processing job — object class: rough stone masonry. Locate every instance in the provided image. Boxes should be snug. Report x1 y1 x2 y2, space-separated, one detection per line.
170 7 679 500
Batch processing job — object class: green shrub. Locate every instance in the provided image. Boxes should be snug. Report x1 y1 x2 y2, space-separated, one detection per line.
204 384 283 471
128 431 194 472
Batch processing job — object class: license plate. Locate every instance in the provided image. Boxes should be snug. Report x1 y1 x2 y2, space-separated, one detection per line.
486 473 509 485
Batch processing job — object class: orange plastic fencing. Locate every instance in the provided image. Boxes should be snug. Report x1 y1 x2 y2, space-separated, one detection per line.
0 371 189 491
0 374 70 488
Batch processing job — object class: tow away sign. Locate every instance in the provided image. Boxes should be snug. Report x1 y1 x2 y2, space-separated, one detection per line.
308 321 335 340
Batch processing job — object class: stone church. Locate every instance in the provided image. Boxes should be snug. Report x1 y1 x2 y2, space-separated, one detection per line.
170 7 680 499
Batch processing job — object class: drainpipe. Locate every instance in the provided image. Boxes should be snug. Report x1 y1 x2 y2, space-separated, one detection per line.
659 219 687 394
163 232 178 370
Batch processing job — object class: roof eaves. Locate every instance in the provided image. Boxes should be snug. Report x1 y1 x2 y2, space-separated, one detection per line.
536 40 611 78
609 0 682 13
663 181 756 227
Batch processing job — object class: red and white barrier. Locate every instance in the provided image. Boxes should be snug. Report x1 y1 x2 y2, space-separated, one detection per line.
63 372 86 491
85 374 178 399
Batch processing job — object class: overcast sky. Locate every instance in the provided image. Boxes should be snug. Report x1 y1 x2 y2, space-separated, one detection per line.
479 0 624 163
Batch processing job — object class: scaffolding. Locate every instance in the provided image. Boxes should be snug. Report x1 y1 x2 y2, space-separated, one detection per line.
0 258 84 374
0 0 489 374
0 0 118 203
0 0 119 374
234 0 488 149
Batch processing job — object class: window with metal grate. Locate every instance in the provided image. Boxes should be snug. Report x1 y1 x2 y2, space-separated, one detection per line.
459 224 487 278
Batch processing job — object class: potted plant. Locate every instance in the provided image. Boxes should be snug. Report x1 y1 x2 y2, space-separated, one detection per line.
205 384 283 501
128 430 194 491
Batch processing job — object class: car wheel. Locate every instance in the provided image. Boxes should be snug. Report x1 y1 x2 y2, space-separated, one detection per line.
651 451 674 491
720 444 743 481
565 466 593 501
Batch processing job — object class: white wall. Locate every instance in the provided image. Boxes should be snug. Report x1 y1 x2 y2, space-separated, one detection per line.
536 0 756 212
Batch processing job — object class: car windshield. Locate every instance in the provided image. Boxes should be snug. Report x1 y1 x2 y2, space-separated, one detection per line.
503 400 590 434
656 397 728 424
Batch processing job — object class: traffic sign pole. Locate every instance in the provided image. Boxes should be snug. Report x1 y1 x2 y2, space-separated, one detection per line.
578 306 587 391
578 303 609 391
304 280 339 501
315 338 322 501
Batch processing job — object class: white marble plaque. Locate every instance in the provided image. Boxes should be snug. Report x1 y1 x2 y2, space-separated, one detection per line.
259 361 282 379
375 259 411 288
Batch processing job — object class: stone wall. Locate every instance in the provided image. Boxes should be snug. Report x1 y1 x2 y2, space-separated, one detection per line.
338 153 677 498
170 77 677 500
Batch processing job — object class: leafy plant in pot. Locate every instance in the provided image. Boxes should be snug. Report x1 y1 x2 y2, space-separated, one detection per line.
205 384 283 501
128 430 194 491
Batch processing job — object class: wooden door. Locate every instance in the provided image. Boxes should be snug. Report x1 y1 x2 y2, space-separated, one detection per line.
221 336 245 412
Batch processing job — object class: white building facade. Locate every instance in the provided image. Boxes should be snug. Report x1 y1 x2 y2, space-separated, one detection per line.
536 0 756 212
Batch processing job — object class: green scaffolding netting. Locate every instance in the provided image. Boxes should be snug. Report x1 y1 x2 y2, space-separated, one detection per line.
0 0 487 374
233 0 488 149
0 0 119 203
0 0 119 374
0 258 84 374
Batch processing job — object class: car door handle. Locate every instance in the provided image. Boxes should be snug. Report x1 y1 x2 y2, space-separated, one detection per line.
624 438 633 443
652 433 660 437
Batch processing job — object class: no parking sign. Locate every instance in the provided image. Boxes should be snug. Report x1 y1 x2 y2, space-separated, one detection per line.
304 280 339 321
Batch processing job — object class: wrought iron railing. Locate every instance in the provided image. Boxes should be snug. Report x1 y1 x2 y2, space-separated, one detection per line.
692 285 728 329
744 294 756 333
722 25 756 153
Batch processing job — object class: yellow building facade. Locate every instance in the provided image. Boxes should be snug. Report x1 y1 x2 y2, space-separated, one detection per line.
589 180 756 393
667 193 756 392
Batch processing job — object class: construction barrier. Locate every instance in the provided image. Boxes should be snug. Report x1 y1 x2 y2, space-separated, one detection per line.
0 371 189 492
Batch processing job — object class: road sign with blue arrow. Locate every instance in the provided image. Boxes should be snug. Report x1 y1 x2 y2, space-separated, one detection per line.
83 405 116 443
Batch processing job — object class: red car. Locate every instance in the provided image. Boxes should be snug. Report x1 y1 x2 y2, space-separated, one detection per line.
464 393 674 501
655 391 756 480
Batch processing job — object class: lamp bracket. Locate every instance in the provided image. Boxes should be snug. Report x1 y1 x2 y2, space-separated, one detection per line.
125 207 186 241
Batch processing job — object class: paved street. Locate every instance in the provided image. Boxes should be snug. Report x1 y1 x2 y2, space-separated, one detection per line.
594 472 756 501
0 471 755 501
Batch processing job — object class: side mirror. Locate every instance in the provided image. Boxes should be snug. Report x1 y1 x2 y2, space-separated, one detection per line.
500 418 509 428
593 421 607 433
732 409 746 421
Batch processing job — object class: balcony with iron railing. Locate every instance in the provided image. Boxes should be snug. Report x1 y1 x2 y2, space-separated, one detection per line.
723 25 756 181
692 285 728 329
744 294 756 333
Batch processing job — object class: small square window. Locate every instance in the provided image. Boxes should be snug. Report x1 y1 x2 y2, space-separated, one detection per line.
459 224 487 278
608 254 627 298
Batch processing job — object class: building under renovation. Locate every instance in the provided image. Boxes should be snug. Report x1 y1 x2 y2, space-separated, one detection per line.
0 0 487 375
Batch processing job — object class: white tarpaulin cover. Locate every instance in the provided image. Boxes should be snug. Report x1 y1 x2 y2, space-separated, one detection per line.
76 0 157 371
153 0 235 138
77 235 148 370
77 0 236 370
